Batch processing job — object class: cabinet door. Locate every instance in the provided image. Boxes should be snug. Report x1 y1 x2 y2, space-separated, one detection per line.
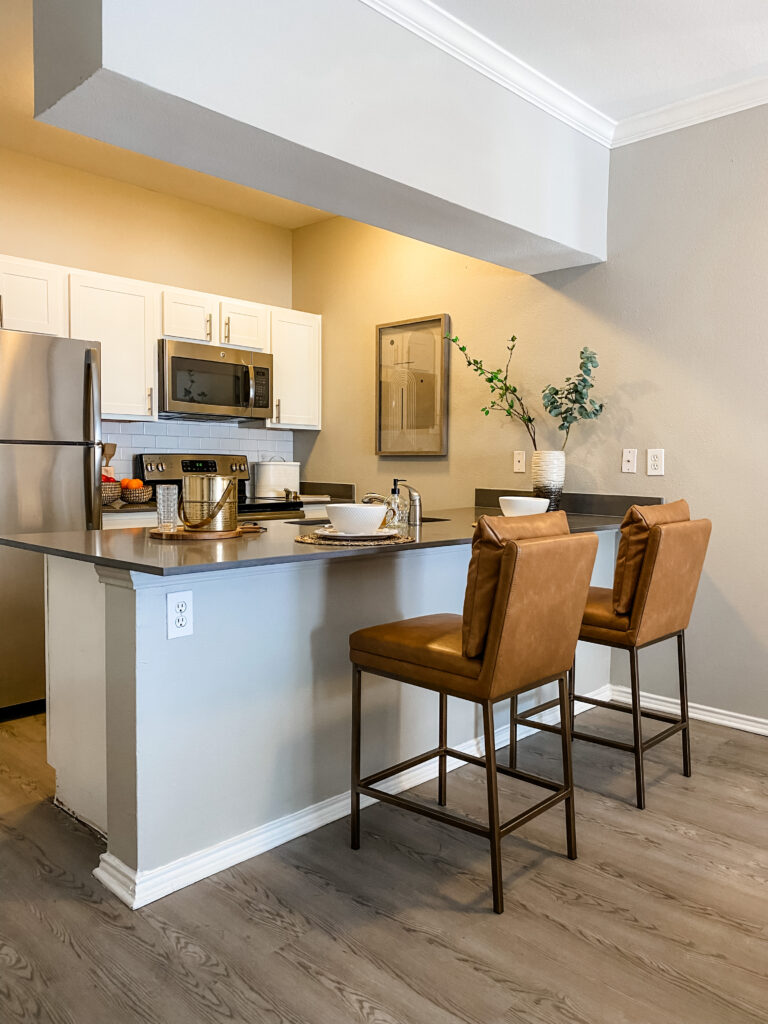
220 299 271 350
0 256 67 335
70 273 159 420
163 289 218 343
269 308 321 430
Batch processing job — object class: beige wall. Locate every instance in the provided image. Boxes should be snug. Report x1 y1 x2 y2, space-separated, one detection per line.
0 147 292 304
293 105 768 719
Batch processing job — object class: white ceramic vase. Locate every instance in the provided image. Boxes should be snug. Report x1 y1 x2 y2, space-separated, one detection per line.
531 450 566 511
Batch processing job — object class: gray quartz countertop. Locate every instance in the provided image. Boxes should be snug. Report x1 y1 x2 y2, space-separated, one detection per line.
0 507 620 577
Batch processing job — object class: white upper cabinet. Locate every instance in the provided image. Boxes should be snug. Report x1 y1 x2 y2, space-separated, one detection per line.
220 299 271 351
0 256 68 335
163 288 218 343
269 308 321 430
70 273 159 420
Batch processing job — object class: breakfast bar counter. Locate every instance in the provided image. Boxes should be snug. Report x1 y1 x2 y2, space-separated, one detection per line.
0 507 622 576
0 506 622 909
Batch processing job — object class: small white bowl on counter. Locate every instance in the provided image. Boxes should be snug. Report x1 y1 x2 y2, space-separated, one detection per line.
499 496 550 516
326 503 390 535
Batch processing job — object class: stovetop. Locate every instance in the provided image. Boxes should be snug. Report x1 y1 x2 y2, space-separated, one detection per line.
238 497 303 515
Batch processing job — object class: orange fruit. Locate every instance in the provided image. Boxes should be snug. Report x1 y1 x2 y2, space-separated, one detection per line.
120 478 132 488
123 479 145 490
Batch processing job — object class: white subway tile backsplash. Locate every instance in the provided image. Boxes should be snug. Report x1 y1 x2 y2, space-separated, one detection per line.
188 423 211 437
102 420 293 476
166 422 190 436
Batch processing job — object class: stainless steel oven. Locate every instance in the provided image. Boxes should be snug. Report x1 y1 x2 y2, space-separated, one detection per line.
158 338 273 419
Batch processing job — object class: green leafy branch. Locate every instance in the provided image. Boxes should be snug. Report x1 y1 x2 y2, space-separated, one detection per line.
448 334 537 448
541 347 604 447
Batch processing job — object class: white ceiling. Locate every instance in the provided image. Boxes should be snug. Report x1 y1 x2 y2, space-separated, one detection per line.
363 0 768 144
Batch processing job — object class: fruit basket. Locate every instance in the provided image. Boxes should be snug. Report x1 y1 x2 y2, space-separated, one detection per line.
121 484 153 504
101 480 121 505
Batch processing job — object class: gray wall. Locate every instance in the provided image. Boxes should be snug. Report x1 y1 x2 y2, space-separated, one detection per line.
293 104 768 720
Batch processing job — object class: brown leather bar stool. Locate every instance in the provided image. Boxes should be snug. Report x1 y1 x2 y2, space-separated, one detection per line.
512 500 711 809
349 521 597 914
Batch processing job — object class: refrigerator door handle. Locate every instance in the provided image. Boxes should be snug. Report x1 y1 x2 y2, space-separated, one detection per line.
85 348 103 529
86 347 102 446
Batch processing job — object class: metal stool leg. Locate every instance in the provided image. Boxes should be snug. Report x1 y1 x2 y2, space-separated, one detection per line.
677 631 692 777
351 665 362 849
508 694 518 769
438 692 448 806
558 676 577 859
483 701 504 914
567 661 576 735
629 648 645 809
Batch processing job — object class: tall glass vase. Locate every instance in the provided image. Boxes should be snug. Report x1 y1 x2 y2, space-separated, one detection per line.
531 450 566 511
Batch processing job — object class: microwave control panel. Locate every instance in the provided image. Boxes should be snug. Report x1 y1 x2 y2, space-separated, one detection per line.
253 366 270 409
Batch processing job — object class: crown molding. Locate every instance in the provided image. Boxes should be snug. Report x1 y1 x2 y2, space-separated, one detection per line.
358 0 616 146
611 75 768 147
360 0 768 150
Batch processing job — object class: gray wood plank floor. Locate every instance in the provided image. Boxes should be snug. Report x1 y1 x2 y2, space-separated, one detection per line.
1 710 767 1023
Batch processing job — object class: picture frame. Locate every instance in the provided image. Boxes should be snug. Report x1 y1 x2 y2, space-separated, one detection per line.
375 314 450 456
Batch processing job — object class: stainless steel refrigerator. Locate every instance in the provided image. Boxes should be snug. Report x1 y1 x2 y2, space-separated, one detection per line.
0 329 101 709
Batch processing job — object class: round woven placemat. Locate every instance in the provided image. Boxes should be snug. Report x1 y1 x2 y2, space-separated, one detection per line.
295 531 416 548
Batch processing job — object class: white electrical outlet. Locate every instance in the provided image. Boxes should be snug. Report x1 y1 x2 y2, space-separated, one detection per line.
647 448 665 476
167 590 194 639
513 450 526 473
622 448 637 473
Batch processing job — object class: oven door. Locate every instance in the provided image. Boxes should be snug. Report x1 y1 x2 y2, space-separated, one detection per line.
160 338 257 419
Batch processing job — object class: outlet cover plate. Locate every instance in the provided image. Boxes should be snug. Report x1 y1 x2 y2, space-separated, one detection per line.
622 448 637 473
167 590 194 639
647 448 665 476
513 450 526 473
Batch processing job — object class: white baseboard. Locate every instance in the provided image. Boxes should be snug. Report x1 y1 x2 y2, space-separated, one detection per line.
94 686 609 910
610 685 768 737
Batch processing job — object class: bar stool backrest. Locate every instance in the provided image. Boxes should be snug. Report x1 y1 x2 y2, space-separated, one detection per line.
630 519 712 646
478 532 598 700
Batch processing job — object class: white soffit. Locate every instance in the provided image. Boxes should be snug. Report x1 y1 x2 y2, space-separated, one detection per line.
32 0 609 273
360 0 768 148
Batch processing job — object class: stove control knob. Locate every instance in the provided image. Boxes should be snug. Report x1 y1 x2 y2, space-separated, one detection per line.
145 462 155 472
231 462 239 472
157 462 165 472
238 462 246 472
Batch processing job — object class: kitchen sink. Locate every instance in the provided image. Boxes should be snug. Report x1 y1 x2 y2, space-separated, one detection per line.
286 516 450 526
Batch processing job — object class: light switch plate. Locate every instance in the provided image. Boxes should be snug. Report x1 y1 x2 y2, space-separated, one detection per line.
647 448 665 476
513 450 525 473
622 448 637 473
167 590 194 639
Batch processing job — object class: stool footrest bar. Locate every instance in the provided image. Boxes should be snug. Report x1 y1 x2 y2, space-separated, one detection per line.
516 697 561 721
360 748 441 788
642 721 685 750
357 784 489 837
500 789 569 837
571 729 635 752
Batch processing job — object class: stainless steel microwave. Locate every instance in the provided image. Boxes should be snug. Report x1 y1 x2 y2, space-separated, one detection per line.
158 338 273 420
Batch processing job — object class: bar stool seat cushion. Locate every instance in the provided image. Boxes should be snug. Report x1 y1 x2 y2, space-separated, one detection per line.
613 499 690 614
350 613 484 698
580 586 633 644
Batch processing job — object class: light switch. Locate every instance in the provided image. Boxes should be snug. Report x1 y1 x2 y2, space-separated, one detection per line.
622 448 637 473
647 449 665 476
513 450 525 473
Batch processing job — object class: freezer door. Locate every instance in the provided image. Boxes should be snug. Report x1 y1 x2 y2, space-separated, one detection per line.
0 329 100 442
0 443 98 708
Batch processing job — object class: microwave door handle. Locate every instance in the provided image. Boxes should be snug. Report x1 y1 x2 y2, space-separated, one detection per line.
247 364 256 412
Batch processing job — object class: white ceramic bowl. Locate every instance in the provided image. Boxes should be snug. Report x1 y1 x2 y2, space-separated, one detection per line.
499 496 550 517
326 503 389 534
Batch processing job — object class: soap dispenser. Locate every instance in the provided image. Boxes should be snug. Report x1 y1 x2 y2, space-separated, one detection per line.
390 478 409 525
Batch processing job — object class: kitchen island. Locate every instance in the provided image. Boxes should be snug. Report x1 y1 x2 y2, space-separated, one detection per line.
0 507 621 908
